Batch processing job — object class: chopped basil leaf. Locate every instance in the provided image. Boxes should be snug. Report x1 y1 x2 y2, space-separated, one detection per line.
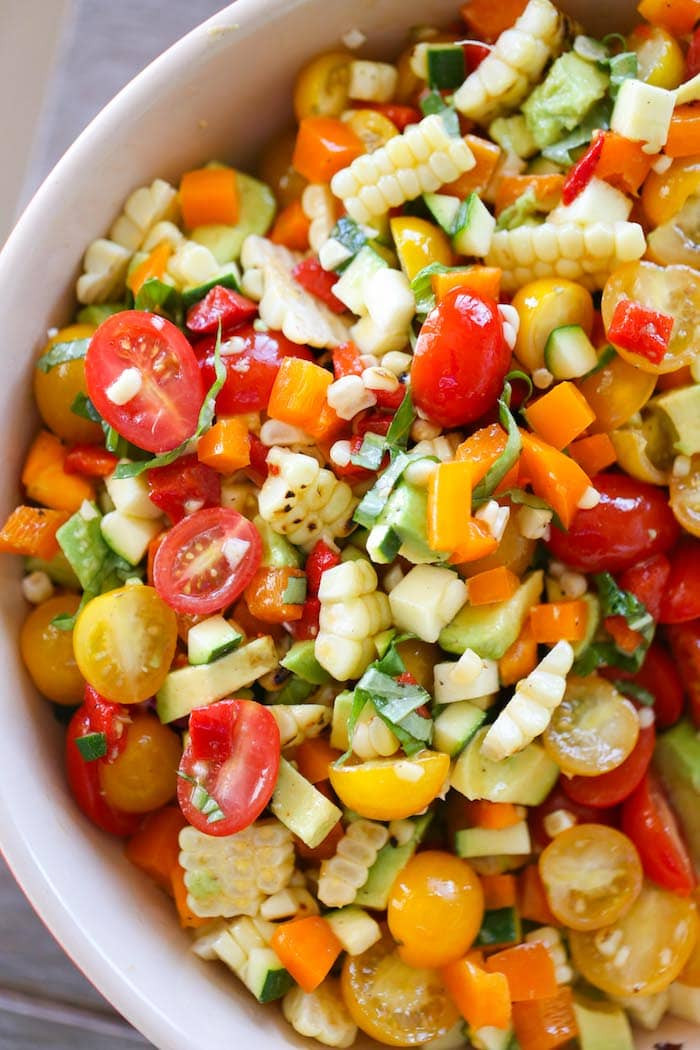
609 51 637 97
542 98 612 166
385 389 415 450
134 278 183 324
353 451 422 528
573 573 655 674
331 216 368 257
601 32 627 50
472 382 522 506
281 575 307 605
374 639 407 677
351 432 386 471
505 368 534 405
177 771 225 823
613 679 656 707
495 188 539 232
410 262 452 316
75 732 107 762
420 89 449 117
356 668 431 724
70 392 102 422
36 338 91 374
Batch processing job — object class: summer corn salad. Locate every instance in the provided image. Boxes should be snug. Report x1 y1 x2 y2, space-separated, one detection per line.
6 0 700 1046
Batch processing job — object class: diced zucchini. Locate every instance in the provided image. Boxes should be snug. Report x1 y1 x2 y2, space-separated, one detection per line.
455 821 531 858
270 758 342 848
355 813 433 909
245 946 294 1003
452 193 496 257
181 267 240 309
187 615 243 665
366 523 403 564
433 701 486 757
105 467 161 519
573 994 634 1050
426 45 466 90
452 727 559 805
423 193 461 234
544 324 599 379
100 510 161 565
475 906 521 949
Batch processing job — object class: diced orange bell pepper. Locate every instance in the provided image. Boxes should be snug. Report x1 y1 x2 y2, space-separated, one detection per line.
125 806 186 893
197 417 250 473
568 433 617 477
637 0 700 36
529 600 589 643
518 864 558 926
269 199 311 251
512 986 579 1050
127 240 173 295
525 383 596 451
485 942 558 1002
467 566 519 606
519 431 592 530
21 430 95 513
465 800 523 830
456 423 520 490
267 356 341 442
427 460 473 552
595 131 653 196
440 135 502 198
292 117 364 183
0 505 70 560
441 955 512 1030
296 736 342 784
480 873 518 910
460 0 528 41
494 174 564 216
245 566 306 623
180 166 239 229
170 863 208 928
604 614 644 653
432 266 502 303
271 916 343 992
499 620 538 686
664 104 700 158
450 518 500 564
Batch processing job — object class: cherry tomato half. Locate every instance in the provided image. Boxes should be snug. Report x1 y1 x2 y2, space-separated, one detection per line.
529 783 617 849
85 311 205 453
146 454 221 524
177 699 280 836
195 324 313 415
546 473 679 572
561 724 656 808
667 620 700 726
616 553 670 623
659 537 700 624
613 642 684 729
621 772 696 895
153 507 262 615
65 706 140 836
99 711 181 814
411 289 510 428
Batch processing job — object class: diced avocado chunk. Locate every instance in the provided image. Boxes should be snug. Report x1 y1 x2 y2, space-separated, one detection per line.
522 52 609 150
255 516 303 569
270 758 341 848
455 821 531 858
433 701 486 757
156 636 278 722
439 571 543 659
355 813 433 909
372 481 448 566
56 502 109 590
452 727 559 805
190 172 276 263
648 385 700 457
280 640 330 685
653 719 700 876
25 553 79 589
76 303 123 325
331 691 354 750
272 675 316 706
489 114 538 158
573 994 634 1050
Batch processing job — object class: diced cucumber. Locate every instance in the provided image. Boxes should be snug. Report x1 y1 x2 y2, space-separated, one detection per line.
423 193 461 234
332 245 388 315
452 193 496 257
245 946 294 1003
452 727 559 805
187 615 242 665
156 636 278 722
281 640 330 685
100 510 161 565
426 45 466 90
355 813 433 909
25 553 80 589
331 691 354 750
105 467 161 519
475 906 521 949
190 172 276 263
455 820 531 858
255 516 303 569
270 758 342 848
544 324 599 379
433 701 486 757
181 266 240 309
366 523 402 564
440 571 543 660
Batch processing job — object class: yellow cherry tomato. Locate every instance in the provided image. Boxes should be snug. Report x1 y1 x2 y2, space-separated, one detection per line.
569 882 698 997
390 217 454 282
293 51 352 121
512 279 594 373
73 585 177 704
98 711 181 813
602 261 700 374
33 325 102 444
387 851 484 967
329 751 450 821
543 675 639 777
627 25 685 89
341 933 459 1046
680 927 700 987
609 428 670 486
579 353 656 433
343 109 399 153
539 824 643 932
257 129 307 207
20 593 84 705
670 453 700 536
395 638 440 692
643 156 700 227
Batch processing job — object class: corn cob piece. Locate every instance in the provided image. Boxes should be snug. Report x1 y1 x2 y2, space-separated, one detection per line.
318 819 390 907
486 220 646 292
315 559 392 681
76 238 132 304
481 641 574 761
330 114 475 224
283 979 358 1048
348 60 398 103
166 240 222 291
259 885 320 921
208 915 292 1003
302 184 338 254
109 177 179 252
240 235 351 347
179 820 294 918
453 0 565 123
525 926 574 984
267 703 331 749
258 447 357 550
325 906 382 955
351 701 400 760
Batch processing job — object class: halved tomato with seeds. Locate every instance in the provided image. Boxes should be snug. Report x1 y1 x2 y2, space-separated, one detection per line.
152 507 262 614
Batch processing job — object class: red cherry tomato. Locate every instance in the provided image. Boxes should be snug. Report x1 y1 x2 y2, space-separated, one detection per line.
561 725 656 809
615 643 684 729
621 772 695 896
546 473 680 572
685 27 700 80
617 554 670 622
305 539 342 595
178 699 280 836
667 620 700 727
65 707 140 836
245 433 270 486
411 290 510 427
659 537 700 624
185 285 258 334
85 311 205 453
146 454 221 524
83 684 131 762
529 784 617 851
152 507 262 615
195 324 313 414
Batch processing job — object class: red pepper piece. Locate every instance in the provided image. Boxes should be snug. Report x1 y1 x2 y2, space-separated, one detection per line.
64 445 119 477
292 597 322 640
306 539 341 595
561 133 604 205
185 285 258 334
332 341 364 379
292 258 346 314
607 299 674 364
146 454 221 524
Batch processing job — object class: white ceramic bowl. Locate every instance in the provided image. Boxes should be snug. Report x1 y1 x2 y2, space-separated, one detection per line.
0 2 696 1047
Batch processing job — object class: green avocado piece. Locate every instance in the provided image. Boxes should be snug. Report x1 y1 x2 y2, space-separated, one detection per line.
190 172 276 263
439 570 543 659
25 553 80 590
254 516 302 569
653 719 700 876
451 727 559 805
281 640 330 685
522 51 609 150
648 385 700 457
355 813 433 909
381 481 448 565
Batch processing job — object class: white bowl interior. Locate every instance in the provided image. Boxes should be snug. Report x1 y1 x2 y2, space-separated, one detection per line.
0 1 694 1047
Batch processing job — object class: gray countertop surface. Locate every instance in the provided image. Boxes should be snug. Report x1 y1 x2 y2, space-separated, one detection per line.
0 2 226 1046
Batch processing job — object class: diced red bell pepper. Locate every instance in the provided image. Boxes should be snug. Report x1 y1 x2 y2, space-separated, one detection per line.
607 299 674 365
185 285 258 334
245 434 270 486
305 539 341 595
686 27 700 80
375 383 408 410
354 103 423 132
353 411 393 437
146 454 221 524
64 445 119 478
332 342 364 379
561 133 604 205
291 597 322 640
292 258 346 314
462 40 492 72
